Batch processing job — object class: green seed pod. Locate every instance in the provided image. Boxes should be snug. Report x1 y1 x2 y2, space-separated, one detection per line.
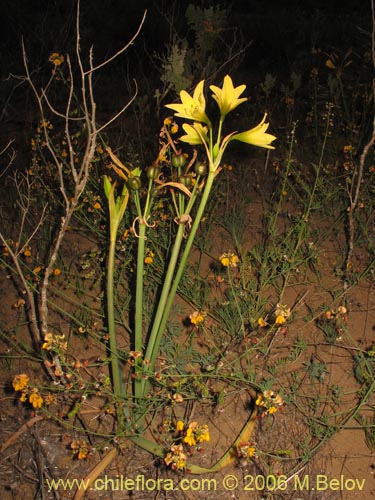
194 162 207 176
178 174 192 187
146 165 160 180
171 153 187 169
128 176 142 191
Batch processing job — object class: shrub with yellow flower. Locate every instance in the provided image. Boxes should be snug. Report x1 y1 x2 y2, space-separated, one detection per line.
219 251 240 268
49 52 65 66
189 310 207 326
12 374 30 392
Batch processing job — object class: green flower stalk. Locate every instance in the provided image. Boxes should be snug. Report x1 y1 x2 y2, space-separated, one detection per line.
141 75 276 395
103 174 129 429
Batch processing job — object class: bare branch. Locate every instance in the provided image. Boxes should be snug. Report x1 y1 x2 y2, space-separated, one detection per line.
85 11 147 75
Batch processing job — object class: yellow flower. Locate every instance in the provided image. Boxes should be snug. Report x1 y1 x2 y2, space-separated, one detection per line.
266 406 278 415
165 80 210 124
180 122 209 145
20 392 27 402
189 311 207 325
196 424 210 443
183 428 197 446
257 317 267 328
176 420 184 432
219 251 240 268
12 374 30 391
170 123 179 134
93 202 101 210
33 266 42 274
210 75 247 117
42 333 53 350
231 114 276 149
49 52 65 66
23 247 32 257
29 392 44 408
53 268 61 276
144 250 154 265
275 315 286 325
325 58 336 69
255 394 263 406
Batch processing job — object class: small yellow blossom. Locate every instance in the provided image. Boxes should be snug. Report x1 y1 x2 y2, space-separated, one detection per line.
164 444 187 470
12 374 30 391
189 310 206 325
196 424 210 443
325 58 336 69
61 149 68 158
29 392 44 408
53 268 61 276
257 317 267 328
23 247 32 257
42 333 53 350
20 392 27 402
176 420 184 432
219 251 240 268
266 406 278 415
49 52 65 66
183 427 197 446
275 315 286 325
33 266 42 274
170 123 179 134
144 250 155 265
93 202 101 210
163 117 173 126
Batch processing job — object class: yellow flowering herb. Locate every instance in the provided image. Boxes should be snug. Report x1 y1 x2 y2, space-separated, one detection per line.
165 80 210 125
49 52 65 66
12 374 30 392
257 317 267 328
183 427 197 446
219 251 240 268
176 420 184 432
29 392 44 409
210 75 248 117
231 114 276 149
275 315 286 325
189 310 206 325
144 250 154 265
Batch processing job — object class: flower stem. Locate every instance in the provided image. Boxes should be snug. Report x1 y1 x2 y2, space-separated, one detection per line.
107 234 126 429
141 171 215 396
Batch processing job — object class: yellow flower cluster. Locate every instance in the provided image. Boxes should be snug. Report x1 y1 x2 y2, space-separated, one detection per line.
12 374 44 409
177 421 210 447
42 332 68 352
237 441 257 462
164 444 187 470
255 390 284 416
144 249 155 265
165 75 276 154
71 439 90 460
274 303 291 326
189 310 207 326
219 251 240 268
49 52 65 66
